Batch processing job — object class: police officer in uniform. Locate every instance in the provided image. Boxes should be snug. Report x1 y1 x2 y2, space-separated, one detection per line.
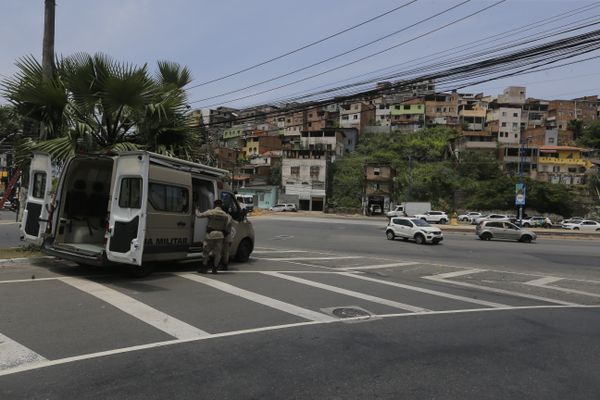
195 199 232 274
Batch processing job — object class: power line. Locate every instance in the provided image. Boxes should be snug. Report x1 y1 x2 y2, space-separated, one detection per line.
190 0 507 108
189 0 473 102
188 0 419 88
264 15 600 107
201 30 600 132
239 2 600 108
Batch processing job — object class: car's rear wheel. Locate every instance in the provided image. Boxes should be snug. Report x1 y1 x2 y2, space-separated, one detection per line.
574 227 580 231
414 234 425 245
386 230 395 240
480 232 492 241
520 235 532 243
440 218 448 224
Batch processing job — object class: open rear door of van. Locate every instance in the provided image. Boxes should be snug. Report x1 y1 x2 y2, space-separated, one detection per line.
106 153 149 266
21 152 53 244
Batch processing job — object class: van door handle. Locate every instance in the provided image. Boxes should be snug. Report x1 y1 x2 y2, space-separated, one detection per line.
177 221 186 227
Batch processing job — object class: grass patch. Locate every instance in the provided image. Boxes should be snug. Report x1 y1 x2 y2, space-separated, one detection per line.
0 246 42 260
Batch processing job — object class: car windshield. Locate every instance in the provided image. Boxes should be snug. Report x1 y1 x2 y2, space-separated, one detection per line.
411 218 431 227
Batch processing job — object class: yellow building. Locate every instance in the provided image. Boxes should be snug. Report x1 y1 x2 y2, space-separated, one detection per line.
537 146 593 185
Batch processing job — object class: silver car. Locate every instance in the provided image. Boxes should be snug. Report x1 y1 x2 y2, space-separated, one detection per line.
476 221 536 243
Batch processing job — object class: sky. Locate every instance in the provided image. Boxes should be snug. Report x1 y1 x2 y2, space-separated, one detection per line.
1 0 599 109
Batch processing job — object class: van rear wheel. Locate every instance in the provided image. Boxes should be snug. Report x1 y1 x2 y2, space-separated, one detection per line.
235 238 253 262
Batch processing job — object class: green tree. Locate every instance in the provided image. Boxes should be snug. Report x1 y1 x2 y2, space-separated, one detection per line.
2 53 197 162
0 105 22 141
567 119 583 141
577 120 600 149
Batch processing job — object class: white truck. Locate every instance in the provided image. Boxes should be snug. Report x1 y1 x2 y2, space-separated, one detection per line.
386 202 431 218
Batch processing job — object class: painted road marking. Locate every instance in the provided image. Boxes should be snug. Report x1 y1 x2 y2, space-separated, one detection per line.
423 275 579 306
0 333 47 371
256 256 362 261
263 272 430 313
252 250 311 254
427 268 485 279
524 277 600 299
2 305 598 377
338 272 507 308
178 273 336 322
523 277 563 286
344 262 420 270
60 277 210 339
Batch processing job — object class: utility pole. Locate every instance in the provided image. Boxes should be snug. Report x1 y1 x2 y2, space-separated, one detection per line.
41 0 56 140
407 155 413 201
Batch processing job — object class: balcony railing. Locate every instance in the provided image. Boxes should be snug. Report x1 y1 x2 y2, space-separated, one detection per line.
538 157 593 168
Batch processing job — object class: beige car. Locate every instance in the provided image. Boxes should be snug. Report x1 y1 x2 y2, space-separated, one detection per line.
22 151 255 274
476 221 536 243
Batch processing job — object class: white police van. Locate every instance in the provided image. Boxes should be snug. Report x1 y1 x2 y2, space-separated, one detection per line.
21 151 255 273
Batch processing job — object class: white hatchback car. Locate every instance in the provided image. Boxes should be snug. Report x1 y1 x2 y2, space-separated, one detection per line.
562 220 600 232
386 217 443 244
270 203 297 212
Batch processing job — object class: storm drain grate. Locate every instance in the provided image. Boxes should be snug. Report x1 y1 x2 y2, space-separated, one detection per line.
332 307 371 319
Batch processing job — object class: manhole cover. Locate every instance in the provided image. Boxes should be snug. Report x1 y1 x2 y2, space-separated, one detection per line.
332 307 371 319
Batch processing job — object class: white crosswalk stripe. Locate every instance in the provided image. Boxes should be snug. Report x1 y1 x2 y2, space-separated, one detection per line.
178 273 336 322
0 333 47 371
263 272 430 313
60 277 210 339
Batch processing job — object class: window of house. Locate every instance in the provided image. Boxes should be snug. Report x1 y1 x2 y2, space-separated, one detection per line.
501 122 507 127
310 166 320 178
512 122 518 129
148 183 189 213
404 105 410 110
373 168 380 176
342 115 349 120
380 115 385 120
548 137 555 144
308 113 312 118
552 166 560 172
568 167 577 173
372 183 380 191
513 113 518 117
290 166 300 176
353 115 358 120
502 112 507 116
394 105 400 110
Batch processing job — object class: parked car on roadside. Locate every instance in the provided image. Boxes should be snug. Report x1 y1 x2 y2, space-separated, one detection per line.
269 203 297 212
386 205 404 218
522 216 552 228
473 214 511 225
561 217 584 224
386 217 443 244
561 220 600 232
458 212 482 222
369 204 383 215
476 221 536 243
413 211 449 224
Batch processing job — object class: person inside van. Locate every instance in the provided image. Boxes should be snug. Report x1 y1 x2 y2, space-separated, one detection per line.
195 199 232 274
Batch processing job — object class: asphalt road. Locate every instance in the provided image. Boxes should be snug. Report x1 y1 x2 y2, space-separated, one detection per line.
0 210 20 248
1 216 599 399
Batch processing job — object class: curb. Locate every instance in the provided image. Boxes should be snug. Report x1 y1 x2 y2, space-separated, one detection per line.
0 256 53 267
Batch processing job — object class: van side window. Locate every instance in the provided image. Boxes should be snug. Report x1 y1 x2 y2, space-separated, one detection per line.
32 172 47 199
149 183 189 213
119 177 142 208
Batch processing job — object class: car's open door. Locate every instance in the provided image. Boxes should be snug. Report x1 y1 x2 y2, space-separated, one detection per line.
21 152 53 244
105 153 149 266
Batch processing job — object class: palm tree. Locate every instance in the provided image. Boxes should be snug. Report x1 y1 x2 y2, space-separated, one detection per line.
2 53 198 163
